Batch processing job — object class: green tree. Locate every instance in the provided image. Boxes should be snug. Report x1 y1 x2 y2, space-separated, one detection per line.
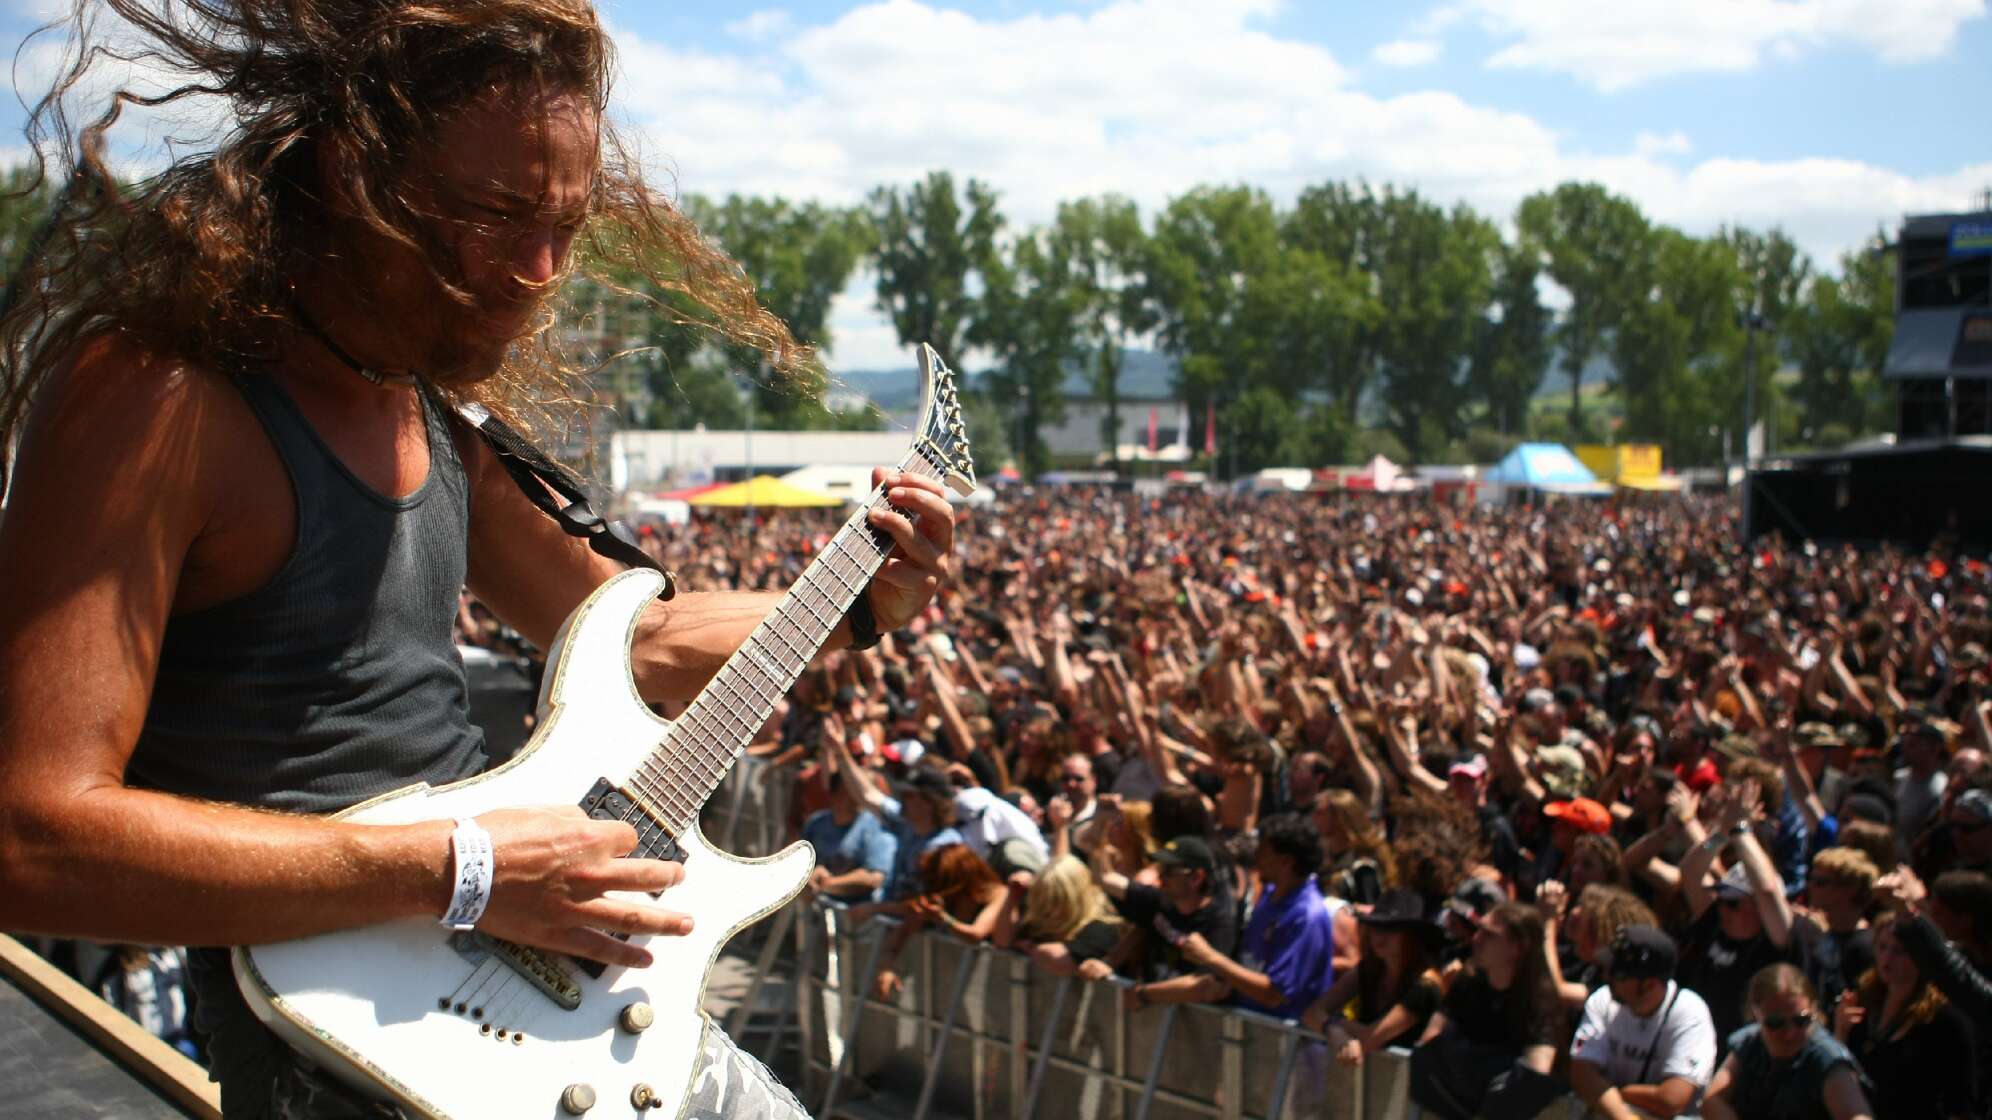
1611 229 1745 464
1367 197 1498 457
1786 240 1895 442
1281 182 1390 418
868 171 1002 367
1468 242 1552 436
976 227 1086 475
1515 183 1654 436
1144 186 1283 477
0 164 60 288
1723 227 1812 454
1050 195 1150 466
684 194 873 426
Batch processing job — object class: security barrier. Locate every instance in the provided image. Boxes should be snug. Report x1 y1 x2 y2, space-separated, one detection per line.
703 760 1584 1120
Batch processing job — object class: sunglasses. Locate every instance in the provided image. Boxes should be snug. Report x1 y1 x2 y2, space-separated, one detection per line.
1759 1012 1814 1031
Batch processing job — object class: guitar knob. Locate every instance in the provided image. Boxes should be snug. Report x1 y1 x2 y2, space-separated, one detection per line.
630 1083 658 1110
559 1083 597 1114
619 1001 655 1033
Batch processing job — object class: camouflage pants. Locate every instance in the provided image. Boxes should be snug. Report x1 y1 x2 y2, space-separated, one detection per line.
261 1018 808 1119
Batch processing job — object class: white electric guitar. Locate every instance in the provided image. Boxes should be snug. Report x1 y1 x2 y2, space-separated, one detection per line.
234 344 975 1119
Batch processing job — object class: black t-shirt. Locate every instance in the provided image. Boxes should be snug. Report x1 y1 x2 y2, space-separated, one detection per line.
1847 1002 1981 1120
1064 919 1124 964
1679 908 1809 1051
1440 970 1561 1052
1805 926 1874 1012
1478 804 1524 881
1120 882 1240 980
1359 968 1444 1047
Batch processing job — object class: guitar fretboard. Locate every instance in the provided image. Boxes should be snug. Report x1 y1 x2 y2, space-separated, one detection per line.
626 451 947 832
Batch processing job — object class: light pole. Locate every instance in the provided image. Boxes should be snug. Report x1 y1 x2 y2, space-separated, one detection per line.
1740 307 1773 465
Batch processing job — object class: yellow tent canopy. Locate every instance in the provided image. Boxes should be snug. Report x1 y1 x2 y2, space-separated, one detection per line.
687 475 843 508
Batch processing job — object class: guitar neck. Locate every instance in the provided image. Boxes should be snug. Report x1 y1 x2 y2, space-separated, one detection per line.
628 451 946 832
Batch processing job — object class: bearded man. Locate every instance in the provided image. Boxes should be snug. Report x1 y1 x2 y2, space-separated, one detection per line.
0 2 954 1117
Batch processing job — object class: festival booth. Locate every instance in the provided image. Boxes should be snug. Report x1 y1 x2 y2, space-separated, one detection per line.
1480 443 1611 505
1312 455 1416 493
1578 444 1684 493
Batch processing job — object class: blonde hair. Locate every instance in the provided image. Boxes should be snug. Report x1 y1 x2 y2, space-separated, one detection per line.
1117 801 1159 860
1020 856 1122 944
1576 884 1656 948
1811 847 1880 900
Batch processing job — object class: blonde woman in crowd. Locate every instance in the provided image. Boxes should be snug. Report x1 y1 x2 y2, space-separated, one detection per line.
995 855 1128 979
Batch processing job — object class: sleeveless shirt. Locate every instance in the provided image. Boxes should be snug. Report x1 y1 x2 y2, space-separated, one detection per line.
129 371 488 1115
129 372 487 810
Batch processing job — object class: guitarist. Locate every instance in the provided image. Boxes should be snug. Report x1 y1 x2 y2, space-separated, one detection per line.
0 2 955 1117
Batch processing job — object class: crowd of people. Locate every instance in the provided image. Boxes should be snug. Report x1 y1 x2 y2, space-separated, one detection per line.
602 485 1992 1120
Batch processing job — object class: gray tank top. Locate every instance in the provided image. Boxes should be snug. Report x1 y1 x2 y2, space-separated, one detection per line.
134 372 490 1114
129 372 487 810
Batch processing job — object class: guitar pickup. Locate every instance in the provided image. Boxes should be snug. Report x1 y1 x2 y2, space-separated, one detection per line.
579 777 687 863
573 778 686 981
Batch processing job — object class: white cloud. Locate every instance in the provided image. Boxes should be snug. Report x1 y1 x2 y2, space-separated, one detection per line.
1441 0 1986 91
725 9 795 41
1633 130 1692 159
1372 38 1442 67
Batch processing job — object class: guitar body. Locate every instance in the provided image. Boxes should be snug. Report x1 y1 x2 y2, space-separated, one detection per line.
234 569 814 1120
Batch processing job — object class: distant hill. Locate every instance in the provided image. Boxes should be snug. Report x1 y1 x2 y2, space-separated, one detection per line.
835 348 1181 411
837 345 1614 409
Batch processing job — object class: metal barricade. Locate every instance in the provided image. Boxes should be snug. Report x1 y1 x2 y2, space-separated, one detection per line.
774 897 1589 1120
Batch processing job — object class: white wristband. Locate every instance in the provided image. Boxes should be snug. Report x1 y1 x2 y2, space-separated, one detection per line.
441 817 494 931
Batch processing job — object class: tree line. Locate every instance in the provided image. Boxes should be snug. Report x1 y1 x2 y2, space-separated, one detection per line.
0 164 1900 476
626 173 1896 477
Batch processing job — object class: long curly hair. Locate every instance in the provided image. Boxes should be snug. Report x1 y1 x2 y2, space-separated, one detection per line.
0 0 811 474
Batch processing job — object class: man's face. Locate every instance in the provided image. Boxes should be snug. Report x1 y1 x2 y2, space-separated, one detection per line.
372 86 598 382
1948 807 1992 861
1058 756 1095 805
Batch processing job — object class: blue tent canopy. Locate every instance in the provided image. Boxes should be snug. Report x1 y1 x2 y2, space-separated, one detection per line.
1485 443 1611 494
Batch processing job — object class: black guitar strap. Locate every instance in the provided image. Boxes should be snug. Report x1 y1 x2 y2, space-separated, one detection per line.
442 392 676 599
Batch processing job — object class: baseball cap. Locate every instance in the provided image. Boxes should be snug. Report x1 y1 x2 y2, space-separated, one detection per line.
896 767 956 802
1152 836 1219 875
1794 722 1844 750
1544 797 1613 834
1522 688 1557 713
1714 863 1753 900
1955 788 1992 825
1537 745 1590 799
1713 734 1760 763
1447 877 1506 923
1602 925 1678 981
1449 755 1490 782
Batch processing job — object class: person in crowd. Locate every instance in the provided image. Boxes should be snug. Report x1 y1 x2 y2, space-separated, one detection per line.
1174 812 1345 1020
871 843 1008 998
1091 835 1239 1007
1939 787 1992 876
1831 914 1980 1120
1677 779 1807 1050
1874 866 1992 1080
1795 846 1880 1010
1303 888 1446 1064
1311 788 1395 905
994 854 1126 978
1046 752 1100 860
801 769 899 904
1701 964 1876 1120
1894 712 1951 846
951 781 1051 880
824 722 962 900
1569 925 1719 1120
1409 902 1567 1120
1542 881 1659 1010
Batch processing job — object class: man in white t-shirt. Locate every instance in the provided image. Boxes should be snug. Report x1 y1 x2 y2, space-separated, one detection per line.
1571 925 1719 1119
952 785 1050 878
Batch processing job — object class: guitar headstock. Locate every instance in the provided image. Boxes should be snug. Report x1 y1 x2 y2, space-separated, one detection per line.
913 343 977 497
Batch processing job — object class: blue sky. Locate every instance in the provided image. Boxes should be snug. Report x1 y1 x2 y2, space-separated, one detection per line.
5 0 1989 368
